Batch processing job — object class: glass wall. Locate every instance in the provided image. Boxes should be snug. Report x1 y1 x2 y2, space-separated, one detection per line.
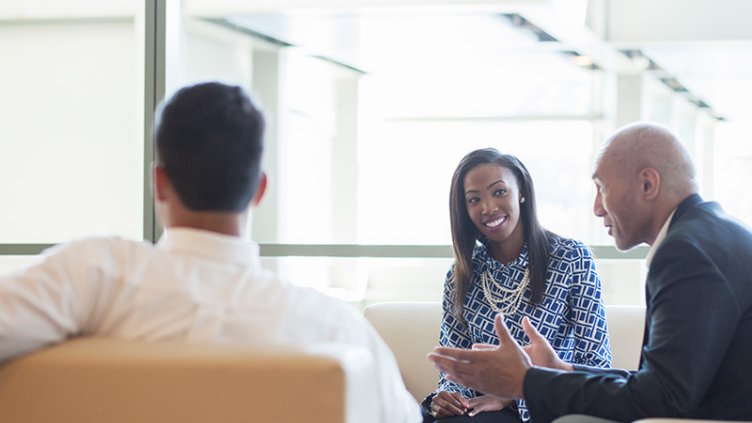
175 8 612 246
3 0 749 308
715 120 752 224
0 1 145 244
172 5 643 305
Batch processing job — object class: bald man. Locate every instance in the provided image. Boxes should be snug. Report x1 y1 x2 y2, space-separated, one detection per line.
428 122 752 422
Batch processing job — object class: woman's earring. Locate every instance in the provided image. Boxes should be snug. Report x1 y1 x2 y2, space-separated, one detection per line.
521 197 526 204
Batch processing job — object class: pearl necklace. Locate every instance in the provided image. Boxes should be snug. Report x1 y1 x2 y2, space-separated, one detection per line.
480 268 530 316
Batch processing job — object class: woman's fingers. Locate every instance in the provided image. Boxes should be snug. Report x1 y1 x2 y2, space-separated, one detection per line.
432 391 468 416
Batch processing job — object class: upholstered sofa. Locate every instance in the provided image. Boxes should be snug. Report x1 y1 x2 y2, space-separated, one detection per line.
364 302 645 402
0 337 379 423
364 302 734 423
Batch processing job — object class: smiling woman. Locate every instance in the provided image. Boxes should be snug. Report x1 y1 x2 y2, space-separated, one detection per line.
422 148 612 423
462 163 525 263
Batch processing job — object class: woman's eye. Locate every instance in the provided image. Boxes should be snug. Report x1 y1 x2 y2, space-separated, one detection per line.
467 197 479 205
494 189 507 196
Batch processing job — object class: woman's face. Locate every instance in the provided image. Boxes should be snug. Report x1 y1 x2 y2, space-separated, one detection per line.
463 163 525 255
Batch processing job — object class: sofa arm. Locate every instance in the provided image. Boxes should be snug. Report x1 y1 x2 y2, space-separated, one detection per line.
0 337 378 423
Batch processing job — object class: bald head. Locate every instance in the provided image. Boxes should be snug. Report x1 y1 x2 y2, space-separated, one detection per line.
592 122 699 249
598 122 698 200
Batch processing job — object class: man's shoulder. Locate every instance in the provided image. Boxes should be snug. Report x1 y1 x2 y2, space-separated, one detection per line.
44 235 155 261
252 275 365 325
652 200 752 287
669 200 752 247
268 282 374 345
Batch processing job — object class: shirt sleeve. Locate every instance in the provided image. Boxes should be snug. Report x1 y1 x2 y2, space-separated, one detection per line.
0 242 92 361
434 266 475 398
566 243 612 368
356 310 422 423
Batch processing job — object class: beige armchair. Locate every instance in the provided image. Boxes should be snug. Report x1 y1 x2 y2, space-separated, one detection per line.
0 337 379 423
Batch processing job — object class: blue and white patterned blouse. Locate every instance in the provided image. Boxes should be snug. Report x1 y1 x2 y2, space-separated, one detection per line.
436 237 612 422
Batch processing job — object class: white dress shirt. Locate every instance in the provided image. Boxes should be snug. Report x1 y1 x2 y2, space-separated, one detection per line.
645 209 677 268
0 228 420 423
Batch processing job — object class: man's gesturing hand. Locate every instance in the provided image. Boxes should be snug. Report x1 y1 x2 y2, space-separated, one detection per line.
522 316 573 371
427 313 532 399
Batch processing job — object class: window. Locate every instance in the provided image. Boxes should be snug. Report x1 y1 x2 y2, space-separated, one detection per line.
0 1 145 244
2 1 746 308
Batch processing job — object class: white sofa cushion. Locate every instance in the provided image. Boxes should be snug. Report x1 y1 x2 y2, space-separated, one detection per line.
604 305 646 370
364 301 442 402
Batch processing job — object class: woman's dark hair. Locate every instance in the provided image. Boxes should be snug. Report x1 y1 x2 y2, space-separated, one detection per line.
449 148 556 322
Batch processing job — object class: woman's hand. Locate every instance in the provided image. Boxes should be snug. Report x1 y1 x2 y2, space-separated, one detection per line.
466 395 511 417
430 390 469 418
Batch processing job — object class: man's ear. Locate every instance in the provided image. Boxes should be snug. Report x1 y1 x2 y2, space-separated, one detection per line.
252 172 267 207
153 163 170 202
639 167 661 200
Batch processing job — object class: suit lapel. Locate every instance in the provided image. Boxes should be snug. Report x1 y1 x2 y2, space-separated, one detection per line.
639 193 703 368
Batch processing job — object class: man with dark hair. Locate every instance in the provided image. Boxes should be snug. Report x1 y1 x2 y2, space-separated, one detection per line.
428 122 752 422
0 82 421 423
155 82 265 213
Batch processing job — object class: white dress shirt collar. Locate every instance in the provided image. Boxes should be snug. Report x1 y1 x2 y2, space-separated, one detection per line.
157 227 260 267
645 209 677 268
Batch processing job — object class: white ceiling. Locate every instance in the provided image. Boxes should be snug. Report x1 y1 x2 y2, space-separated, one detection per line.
640 41 752 122
231 12 568 74
595 0 752 123
212 0 752 123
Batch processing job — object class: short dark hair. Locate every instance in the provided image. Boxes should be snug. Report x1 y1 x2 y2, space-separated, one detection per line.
449 148 557 322
154 82 264 212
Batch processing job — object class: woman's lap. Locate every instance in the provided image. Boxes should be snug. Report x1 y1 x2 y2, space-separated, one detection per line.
427 408 521 423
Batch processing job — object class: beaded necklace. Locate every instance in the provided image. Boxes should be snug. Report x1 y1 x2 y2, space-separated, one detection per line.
480 268 530 316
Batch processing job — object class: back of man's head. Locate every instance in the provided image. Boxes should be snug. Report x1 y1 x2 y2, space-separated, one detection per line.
154 82 264 212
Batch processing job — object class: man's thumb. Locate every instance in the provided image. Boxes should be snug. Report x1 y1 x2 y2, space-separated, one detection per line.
522 316 543 342
494 313 515 343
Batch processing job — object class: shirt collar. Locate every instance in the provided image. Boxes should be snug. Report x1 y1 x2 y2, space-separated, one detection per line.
478 241 529 269
157 228 260 267
645 209 676 268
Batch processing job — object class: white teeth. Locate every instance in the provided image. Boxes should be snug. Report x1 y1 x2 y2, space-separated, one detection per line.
484 216 506 228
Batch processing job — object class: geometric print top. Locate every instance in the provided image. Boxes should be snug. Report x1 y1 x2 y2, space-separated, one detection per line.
434 237 612 422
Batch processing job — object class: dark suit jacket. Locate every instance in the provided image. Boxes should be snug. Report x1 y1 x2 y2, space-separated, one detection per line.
523 194 752 422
